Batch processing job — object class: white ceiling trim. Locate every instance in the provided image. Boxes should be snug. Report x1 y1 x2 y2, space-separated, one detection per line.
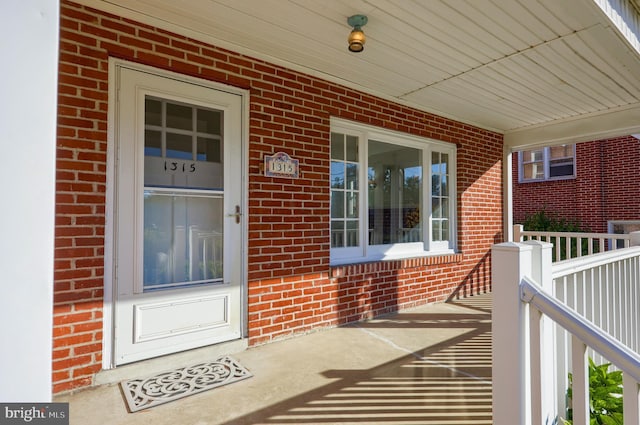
504 102 640 149
593 0 640 53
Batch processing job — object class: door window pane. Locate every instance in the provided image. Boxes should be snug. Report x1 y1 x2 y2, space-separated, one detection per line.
166 133 193 160
197 108 221 135
143 192 223 289
166 103 192 130
144 96 224 189
143 95 226 291
197 137 221 163
145 98 162 126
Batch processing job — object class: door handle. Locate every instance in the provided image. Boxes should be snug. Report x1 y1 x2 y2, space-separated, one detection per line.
226 205 242 224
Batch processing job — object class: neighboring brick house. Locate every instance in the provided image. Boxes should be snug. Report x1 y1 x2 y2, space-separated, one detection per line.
51 1 502 394
513 135 640 234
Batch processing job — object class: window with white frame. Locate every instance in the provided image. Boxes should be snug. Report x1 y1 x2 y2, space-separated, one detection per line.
518 144 575 182
330 119 456 264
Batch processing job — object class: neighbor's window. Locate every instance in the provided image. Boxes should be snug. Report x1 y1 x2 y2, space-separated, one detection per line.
519 144 575 182
330 119 456 264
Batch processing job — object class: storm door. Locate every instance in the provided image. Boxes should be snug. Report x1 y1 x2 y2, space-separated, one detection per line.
112 65 243 364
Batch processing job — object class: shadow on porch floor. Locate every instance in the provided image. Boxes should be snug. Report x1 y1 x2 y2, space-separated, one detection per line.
55 293 492 424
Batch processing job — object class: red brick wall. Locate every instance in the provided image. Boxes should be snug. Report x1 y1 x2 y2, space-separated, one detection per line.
602 136 640 224
55 0 503 393
513 136 640 233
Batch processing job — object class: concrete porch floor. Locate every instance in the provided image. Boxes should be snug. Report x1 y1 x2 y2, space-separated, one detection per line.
55 293 492 425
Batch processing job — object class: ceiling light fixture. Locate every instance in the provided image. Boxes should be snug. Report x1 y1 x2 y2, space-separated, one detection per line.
347 15 368 53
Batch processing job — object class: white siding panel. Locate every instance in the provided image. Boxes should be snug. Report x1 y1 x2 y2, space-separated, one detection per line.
488 0 558 41
406 84 531 130
594 0 640 52
490 59 586 117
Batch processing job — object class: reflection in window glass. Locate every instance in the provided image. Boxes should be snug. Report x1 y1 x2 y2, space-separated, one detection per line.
166 133 193 160
166 103 192 130
432 151 449 242
143 192 223 289
368 140 422 244
331 132 359 248
144 96 223 189
197 109 221 135
145 130 162 157
197 137 221 162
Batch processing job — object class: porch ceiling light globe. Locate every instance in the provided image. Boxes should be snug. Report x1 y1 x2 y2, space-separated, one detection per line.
347 15 368 53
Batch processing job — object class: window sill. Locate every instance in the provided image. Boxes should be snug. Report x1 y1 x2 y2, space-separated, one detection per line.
330 251 463 278
518 175 576 184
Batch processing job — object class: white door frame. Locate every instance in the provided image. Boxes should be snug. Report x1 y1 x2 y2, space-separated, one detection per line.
102 58 249 369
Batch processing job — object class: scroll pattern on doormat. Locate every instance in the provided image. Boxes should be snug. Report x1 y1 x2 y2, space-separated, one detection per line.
121 356 252 412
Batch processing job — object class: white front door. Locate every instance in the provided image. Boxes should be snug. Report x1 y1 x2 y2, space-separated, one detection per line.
112 64 244 365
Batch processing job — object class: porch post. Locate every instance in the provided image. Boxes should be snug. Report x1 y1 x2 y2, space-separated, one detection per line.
0 1 59 401
492 242 533 425
504 147 514 241
524 240 558 424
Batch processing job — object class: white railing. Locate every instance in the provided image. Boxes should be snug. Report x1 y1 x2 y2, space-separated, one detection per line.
514 224 633 261
492 238 640 425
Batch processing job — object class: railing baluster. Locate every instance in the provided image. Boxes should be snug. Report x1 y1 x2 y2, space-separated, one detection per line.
571 336 589 425
530 306 542 425
623 375 640 424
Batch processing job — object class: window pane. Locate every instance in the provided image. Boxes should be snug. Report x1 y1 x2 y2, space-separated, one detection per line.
432 220 442 241
197 108 221 135
197 137 221 163
331 190 345 218
432 151 450 242
144 192 223 289
346 163 358 190
166 102 192 130
145 98 162 126
432 197 441 218
549 162 573 177
166 133 193 160
145 130 162 157
331 162 345 189
441 220 449 241
346 135 358 161
523 163 543 180
368 140 422 245
331 133 344 161
144 97 223 190
346 220 359 247
331 221 344 248
522 149 543 162
549 145 572 159
346 192 358 218
330 132 360 249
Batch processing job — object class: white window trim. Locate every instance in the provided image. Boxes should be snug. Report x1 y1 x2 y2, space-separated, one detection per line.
330 118 457 266
518 145 576 183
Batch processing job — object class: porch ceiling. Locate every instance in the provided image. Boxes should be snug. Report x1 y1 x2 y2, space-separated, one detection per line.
79 0 640 148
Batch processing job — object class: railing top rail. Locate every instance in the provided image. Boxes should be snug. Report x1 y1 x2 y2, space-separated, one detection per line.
551 246 640 279
521 276 640 382
518 229 631 240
